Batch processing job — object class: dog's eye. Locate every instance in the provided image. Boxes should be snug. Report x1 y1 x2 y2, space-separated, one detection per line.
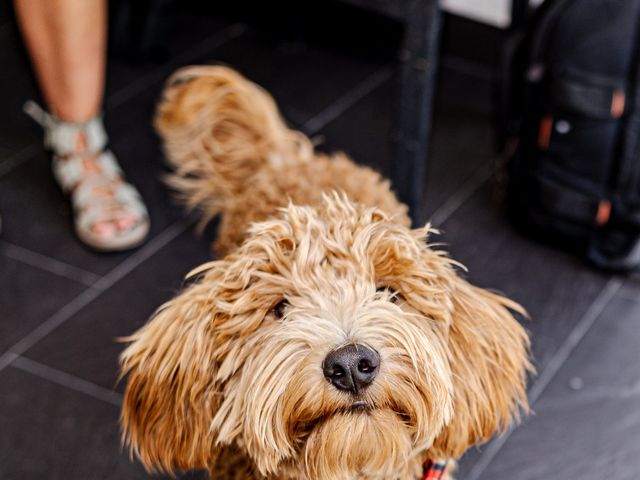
377 287 400 304
272 300 289 319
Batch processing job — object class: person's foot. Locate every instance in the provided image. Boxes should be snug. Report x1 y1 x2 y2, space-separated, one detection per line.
54 146 150 251
25 101 149 251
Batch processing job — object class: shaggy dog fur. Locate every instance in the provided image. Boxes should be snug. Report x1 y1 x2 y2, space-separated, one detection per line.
119 66 533 480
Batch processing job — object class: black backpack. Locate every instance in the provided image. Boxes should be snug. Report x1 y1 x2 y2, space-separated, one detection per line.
502 0 640 271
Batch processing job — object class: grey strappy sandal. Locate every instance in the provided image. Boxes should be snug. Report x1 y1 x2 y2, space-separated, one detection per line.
25 101 150 251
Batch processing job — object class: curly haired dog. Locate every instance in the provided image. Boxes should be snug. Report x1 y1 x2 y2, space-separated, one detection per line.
119 66 532 480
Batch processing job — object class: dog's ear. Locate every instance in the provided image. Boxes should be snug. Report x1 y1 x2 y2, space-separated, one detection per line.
119 262 231 474
431 275 532 459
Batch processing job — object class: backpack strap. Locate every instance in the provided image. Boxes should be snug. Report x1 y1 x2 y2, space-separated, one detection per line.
551 74 626 119
535 175 604 225
535 174 640 228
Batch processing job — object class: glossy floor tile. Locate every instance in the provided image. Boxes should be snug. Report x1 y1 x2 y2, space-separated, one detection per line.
0 252 86 353
22 230 212 390
0 367 150 480
479 292 640 480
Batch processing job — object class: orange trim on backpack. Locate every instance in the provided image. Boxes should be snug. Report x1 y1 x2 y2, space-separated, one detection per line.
538 116 553 150
611 90 625 118
596 199 612 226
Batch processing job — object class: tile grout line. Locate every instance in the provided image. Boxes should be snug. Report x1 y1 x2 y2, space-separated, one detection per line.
440 53 495 81
430 164 492 228
106 22 248 110
0 144 40 178
615 284 640 303
0 220 188 373
91 221 188 291
301 65 395 135
300 63 491 228
0 22 248 180
11 355 123 407
526 278 624 403
534 379 640 411
466 276 624 480
1 240 101 287
176 22 247 64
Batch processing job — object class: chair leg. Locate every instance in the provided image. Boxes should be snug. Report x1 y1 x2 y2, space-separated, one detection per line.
391 0 443 225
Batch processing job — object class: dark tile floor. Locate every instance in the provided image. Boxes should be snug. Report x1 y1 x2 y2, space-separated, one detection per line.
2 4 639 480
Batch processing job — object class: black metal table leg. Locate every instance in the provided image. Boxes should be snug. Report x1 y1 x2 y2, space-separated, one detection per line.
391 0 443 225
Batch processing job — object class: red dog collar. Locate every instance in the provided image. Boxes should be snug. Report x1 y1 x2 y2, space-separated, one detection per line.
421 459 449 480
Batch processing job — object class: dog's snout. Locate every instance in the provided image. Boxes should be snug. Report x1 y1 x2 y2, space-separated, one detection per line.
323 344 379 394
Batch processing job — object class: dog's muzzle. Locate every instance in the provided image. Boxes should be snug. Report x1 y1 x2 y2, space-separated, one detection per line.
322 344 379 394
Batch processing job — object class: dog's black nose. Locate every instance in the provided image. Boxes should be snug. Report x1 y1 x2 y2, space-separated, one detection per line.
323 344 380 394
